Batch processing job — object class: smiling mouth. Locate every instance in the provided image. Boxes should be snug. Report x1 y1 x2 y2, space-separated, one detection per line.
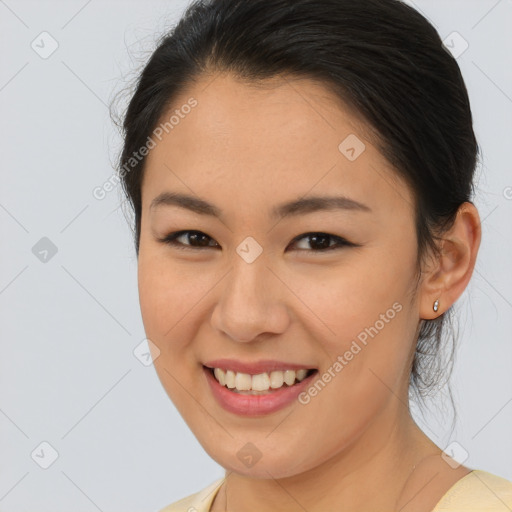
204 366 317 395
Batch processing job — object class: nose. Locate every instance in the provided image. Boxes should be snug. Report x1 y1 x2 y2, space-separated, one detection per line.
210 257 290 343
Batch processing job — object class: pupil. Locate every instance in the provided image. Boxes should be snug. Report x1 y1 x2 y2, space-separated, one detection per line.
312 234 329 249
191 232 208 246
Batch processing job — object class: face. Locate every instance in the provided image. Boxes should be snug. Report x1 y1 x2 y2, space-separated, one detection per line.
138 72 423 479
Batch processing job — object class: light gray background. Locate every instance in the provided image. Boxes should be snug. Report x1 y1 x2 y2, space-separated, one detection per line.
1 0 511 510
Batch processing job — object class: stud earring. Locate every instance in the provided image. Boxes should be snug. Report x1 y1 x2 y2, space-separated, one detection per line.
433 299 439 312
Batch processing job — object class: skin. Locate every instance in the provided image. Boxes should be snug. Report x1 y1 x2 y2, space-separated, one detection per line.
137 72 481 512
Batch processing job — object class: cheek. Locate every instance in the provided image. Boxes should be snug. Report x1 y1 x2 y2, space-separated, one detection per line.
137 249 228 392
138 247 204 326
291 248 414 341
137 253 207 408
291 248 417 399
137 251 197 354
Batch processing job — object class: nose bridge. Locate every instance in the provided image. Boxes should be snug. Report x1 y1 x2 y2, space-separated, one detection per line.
211 247 289 342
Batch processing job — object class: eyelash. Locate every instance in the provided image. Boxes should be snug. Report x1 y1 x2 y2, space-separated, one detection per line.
158 230 357 253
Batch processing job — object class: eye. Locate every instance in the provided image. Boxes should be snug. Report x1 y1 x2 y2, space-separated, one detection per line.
287 232 356 252
158 230 356 253
158 230 220 251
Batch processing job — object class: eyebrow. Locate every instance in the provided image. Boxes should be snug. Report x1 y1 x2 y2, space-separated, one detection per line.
149 191 371 219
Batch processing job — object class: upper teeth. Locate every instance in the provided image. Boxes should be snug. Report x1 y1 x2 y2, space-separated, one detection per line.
213 368 310 391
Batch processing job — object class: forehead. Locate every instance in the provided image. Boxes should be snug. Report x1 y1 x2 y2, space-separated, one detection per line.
142 72 411 218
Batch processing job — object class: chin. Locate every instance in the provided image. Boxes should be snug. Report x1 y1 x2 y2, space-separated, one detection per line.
196 429 320 480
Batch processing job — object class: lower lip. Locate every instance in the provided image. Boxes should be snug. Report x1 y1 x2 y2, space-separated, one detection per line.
203 366 317 416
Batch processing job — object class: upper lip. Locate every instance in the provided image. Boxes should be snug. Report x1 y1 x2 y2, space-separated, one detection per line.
203 359 317 375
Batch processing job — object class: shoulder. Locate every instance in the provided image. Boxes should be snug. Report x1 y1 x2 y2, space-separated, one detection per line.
157 477 225 512
432 469 512 511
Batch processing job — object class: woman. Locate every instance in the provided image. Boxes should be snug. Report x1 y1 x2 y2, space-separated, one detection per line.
115 0 512 510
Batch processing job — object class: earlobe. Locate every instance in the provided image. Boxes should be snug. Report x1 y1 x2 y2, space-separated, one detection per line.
419 202 481 320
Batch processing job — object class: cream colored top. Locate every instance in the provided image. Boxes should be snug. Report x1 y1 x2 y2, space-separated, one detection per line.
158 470 512 512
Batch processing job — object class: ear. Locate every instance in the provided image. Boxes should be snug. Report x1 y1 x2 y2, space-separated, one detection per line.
419 202 481 320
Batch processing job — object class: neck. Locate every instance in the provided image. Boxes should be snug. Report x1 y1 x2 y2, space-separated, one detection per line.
219 409 442 512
